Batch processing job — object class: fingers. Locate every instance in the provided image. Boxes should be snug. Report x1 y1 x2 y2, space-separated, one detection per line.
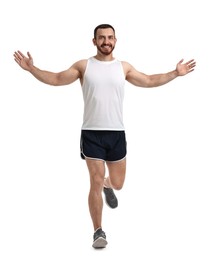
17 50 25 58
14 50 31 60
14 51 23 60
13 50 33 66
186 59 195 65
27 51 32 59
178 58 196 73
13 52 21 64
178 58 184 64
13 50 26 65
187 59 196 70
179 58 196 67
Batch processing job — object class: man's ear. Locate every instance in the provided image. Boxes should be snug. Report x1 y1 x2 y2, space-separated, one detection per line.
92 38 96 46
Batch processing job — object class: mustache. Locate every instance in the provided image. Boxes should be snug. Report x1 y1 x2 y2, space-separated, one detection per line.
101 44 112 47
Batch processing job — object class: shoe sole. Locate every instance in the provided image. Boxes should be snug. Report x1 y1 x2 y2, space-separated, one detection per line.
92 237 108 249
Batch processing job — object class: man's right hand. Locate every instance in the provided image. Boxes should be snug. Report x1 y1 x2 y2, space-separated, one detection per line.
14 50 33 71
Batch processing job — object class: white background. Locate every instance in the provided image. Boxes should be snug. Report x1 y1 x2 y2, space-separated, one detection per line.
0 0 208 259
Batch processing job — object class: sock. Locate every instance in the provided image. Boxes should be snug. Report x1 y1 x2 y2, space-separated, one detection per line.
95 227 102 232
103 177 111 188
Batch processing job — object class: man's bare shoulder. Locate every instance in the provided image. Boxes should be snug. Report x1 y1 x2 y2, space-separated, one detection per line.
72 59 88 74
121 61 134 75
72 59 88 68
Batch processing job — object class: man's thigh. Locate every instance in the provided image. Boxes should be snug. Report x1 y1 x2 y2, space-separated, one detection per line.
106 158 126 189
86 159 106 184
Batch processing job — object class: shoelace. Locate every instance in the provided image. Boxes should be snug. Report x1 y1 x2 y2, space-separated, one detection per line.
94 229 106 239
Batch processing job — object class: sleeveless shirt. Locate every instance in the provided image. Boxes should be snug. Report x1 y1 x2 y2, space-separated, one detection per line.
81 57 126 130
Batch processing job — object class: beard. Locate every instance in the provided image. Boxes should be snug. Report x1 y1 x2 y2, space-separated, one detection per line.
97 44 115 55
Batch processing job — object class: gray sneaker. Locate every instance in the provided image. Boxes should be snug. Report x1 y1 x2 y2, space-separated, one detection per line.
92 228 108 249
103 187 118 208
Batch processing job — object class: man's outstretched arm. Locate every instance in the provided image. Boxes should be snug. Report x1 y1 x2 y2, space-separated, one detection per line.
124 58 196 88
14 50 81 86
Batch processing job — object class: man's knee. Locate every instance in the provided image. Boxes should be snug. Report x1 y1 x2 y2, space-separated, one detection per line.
110 178 124 190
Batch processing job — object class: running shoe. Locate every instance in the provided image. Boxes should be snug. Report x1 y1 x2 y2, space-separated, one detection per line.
92 228 108 248
103 187 118 208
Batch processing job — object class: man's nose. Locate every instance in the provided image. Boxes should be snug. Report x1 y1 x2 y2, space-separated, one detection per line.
103 37 109 43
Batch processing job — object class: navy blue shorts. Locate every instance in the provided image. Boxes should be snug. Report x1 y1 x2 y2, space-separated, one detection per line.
80 130 127 162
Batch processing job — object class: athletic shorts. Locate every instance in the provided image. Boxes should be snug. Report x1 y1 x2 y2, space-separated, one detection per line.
80 130 127 162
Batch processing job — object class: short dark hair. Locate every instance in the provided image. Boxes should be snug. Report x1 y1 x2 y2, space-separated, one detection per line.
94 24 115 38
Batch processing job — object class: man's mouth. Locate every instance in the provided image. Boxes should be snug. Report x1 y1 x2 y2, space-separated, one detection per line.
101 45 111 48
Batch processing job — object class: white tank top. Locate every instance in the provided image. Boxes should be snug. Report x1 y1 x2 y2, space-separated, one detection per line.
81 57 125 130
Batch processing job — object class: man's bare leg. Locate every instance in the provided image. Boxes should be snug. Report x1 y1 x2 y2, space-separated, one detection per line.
103 158 126 208
85 158 108 248
86 159 105 230
105 158 126 190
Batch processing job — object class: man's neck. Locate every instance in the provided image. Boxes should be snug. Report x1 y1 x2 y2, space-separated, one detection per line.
94 54 115 62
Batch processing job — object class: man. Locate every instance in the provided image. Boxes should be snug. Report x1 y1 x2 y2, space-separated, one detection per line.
13 24 196 249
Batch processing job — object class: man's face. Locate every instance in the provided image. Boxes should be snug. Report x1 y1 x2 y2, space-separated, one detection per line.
93 28 117 55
